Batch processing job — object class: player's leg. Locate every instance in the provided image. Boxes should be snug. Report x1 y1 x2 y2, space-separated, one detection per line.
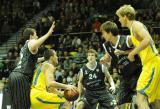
30 89 69 109
117 78 134 109
136 92 150 109
76 101 85 109
9 72 30 109
98 90 117 109
84 90 98 109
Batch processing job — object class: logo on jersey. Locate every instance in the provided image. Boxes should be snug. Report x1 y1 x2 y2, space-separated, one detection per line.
96 69 99 72
85 70 88 75
118 44 122 48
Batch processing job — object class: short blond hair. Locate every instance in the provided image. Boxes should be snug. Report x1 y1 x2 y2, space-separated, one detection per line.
116 5 136 20
87 49 98 57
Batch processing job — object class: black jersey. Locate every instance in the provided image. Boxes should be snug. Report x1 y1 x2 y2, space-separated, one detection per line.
13 41 38 79
103 35 141 77
82 62 106 91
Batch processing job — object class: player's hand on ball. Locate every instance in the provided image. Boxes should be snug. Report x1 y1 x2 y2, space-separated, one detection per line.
66 85 78 93
64 86 79 101
58 91 64 97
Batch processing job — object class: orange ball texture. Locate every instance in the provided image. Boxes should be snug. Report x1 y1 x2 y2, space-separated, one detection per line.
64 90 79 101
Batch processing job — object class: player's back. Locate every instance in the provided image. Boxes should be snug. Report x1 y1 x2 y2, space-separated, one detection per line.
13 41 38 80
31 64 46 91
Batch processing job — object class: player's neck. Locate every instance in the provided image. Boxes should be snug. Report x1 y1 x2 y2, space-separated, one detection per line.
110 36 118 46
127 20 134 29
46 60 54 65
87 61 97 69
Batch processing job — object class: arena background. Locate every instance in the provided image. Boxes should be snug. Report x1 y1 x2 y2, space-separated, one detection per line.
0 0 160 109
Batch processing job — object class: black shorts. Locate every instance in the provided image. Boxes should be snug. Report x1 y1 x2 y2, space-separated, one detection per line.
84 89 117 109
117 77 137 105
8 71 31 109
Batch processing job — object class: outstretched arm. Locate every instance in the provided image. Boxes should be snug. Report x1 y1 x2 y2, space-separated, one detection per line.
28 21 55 54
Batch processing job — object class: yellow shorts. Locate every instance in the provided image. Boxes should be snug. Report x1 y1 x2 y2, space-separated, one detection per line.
136 56 160 103
30 89 66 109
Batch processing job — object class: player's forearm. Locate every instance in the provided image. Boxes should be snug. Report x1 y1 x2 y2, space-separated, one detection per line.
123 49 133 54
108 76 115 88
48 81 67 90
34 33 52 49
78 82 83 97
131 38 150 55
47 87 64 96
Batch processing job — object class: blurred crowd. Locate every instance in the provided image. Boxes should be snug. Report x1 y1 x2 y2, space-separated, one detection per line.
0 0 52 44
0 0 160 91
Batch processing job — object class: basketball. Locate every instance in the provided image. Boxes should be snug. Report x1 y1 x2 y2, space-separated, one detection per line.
64 90 79 101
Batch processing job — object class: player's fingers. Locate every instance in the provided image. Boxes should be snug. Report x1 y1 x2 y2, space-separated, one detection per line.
71 86 78 93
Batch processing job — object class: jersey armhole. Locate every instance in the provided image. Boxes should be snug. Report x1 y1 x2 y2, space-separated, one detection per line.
126 35 132 48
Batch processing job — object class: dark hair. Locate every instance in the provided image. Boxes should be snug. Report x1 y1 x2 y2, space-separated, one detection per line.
22 28 35 39
43 49 54 60
100 21 119 36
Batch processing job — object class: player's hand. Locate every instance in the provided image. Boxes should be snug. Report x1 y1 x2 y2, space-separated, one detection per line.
109 86 116 94
114 49 125 55
100 53 110 64
66 85 78 93
128 52 135 62
48 21 55 36
57 91 64 97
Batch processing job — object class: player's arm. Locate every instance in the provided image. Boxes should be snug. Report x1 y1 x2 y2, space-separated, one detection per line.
43 63 77 92
100 53 111 64
129 22 152 56
102 65 115 93
114 35 133 55
77 69 84 98
28 21 55 54
114 49 133 55
37 57 44 63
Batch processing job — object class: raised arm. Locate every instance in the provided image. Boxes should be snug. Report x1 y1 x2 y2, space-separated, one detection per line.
28 21 55 53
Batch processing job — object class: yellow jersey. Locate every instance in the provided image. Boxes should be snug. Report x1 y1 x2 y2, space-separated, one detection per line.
31 64 46 91
130 27 158 65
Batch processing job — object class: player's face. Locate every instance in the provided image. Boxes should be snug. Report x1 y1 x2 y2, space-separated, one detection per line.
118 15 127 27
101 30 111 41
87 53 96 63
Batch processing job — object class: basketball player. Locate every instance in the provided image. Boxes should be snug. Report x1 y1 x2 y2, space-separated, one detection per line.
30 49 77 109
8 21 55 109
116 5 160 109
100 21 142 109
77 49 117 109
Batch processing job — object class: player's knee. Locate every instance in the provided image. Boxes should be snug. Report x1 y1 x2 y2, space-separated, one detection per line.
76 101 85 109
136 92 147 105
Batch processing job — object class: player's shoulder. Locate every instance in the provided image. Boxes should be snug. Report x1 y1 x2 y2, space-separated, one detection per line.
133 21 144 29
42 62 54 70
